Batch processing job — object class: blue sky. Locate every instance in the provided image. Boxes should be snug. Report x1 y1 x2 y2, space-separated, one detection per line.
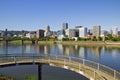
0 0 120 31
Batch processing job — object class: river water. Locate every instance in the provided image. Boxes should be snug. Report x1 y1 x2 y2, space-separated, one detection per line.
0 43 120 80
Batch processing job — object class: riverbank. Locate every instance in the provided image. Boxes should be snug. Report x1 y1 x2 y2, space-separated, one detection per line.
57 41 106 45
0 75 14 80
35 41 120 45
1 40 120 46
37 41 120 48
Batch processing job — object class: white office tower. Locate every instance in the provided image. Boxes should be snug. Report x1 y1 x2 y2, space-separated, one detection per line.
79 27 87 38
112 27 118 37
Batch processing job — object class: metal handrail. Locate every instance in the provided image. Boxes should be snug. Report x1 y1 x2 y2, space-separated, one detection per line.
0 54 120 79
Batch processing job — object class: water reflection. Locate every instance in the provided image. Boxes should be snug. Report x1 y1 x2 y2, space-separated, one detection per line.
0 43 120 71
36 45 44 55
0 65 89 80
78 47 87 58
91 46 101 58
44 45 50 55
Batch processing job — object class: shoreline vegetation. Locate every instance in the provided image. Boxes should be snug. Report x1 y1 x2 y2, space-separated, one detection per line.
0 40 120 46
0 75 14 80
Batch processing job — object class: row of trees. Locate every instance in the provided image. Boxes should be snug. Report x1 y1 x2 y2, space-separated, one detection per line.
62 37 102 41
0 34 120 41
0 36 58 41
62 35 120 41
105 34 120 41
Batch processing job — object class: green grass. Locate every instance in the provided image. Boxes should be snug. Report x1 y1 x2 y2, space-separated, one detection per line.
24 76 37 80
10 40 21 43
0 76 14 80
9 40 22 45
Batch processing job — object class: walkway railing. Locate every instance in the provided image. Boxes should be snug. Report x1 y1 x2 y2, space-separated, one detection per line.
0 54 120 80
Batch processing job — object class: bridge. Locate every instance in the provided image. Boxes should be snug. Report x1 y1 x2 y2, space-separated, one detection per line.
0 54 120 80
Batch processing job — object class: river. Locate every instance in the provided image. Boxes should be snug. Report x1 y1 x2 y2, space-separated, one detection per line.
0 43 120 80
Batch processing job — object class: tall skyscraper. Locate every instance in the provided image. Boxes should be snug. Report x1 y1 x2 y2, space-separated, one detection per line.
44 25 51 37
36 29 44 38
4 28 8 36
112 27 118 37
62 23 68 30
93 26 101 38
79 27 87 38
118 31 120 36
45 25 50 32
88 29 93 35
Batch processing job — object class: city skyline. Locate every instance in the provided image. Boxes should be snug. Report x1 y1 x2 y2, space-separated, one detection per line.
0 0 120 31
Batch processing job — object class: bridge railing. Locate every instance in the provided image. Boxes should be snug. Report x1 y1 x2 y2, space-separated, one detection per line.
69 56 120 79
0 54 120 79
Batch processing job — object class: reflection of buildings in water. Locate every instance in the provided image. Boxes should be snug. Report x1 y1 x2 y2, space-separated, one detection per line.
112 50 118 58
65 48 70 55
36 45 40 53
25 44 37 53
57 44 63 51
62 45 89 57
102 46 105 53
62 45 68 56
75 45 78 50
36 44 50 55
4 45 8 54
21 45 24 54
53 44 59 54
71 45 79 57
78 47 87 58
55 44 63 55
62 45 76 56
36 45 44 54
25 44 31 52
0 42 4 45
44 45 50 55
69 46 75 53
91 46 101 58
63 46 70 56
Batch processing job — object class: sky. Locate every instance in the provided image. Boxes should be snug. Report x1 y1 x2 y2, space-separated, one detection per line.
0 0 120 31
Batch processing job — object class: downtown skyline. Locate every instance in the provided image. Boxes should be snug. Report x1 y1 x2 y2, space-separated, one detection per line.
0 0 120 31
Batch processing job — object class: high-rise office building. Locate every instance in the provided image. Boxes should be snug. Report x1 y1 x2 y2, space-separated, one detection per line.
93 26 101 37
79 27 87 38
88 29 93 35
36 29 44 38
57 30 66 39
62 23 68 30
65 29 76 38
44 25 51 37
4 28 8 36
100 30 109 37
111 27 118 36
118 31 120 36
45 25 50 32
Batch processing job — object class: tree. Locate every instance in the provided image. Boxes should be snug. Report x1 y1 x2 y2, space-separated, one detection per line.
117 36 120 41
92 36 97 41
97 37 102 41
107 34 113 40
